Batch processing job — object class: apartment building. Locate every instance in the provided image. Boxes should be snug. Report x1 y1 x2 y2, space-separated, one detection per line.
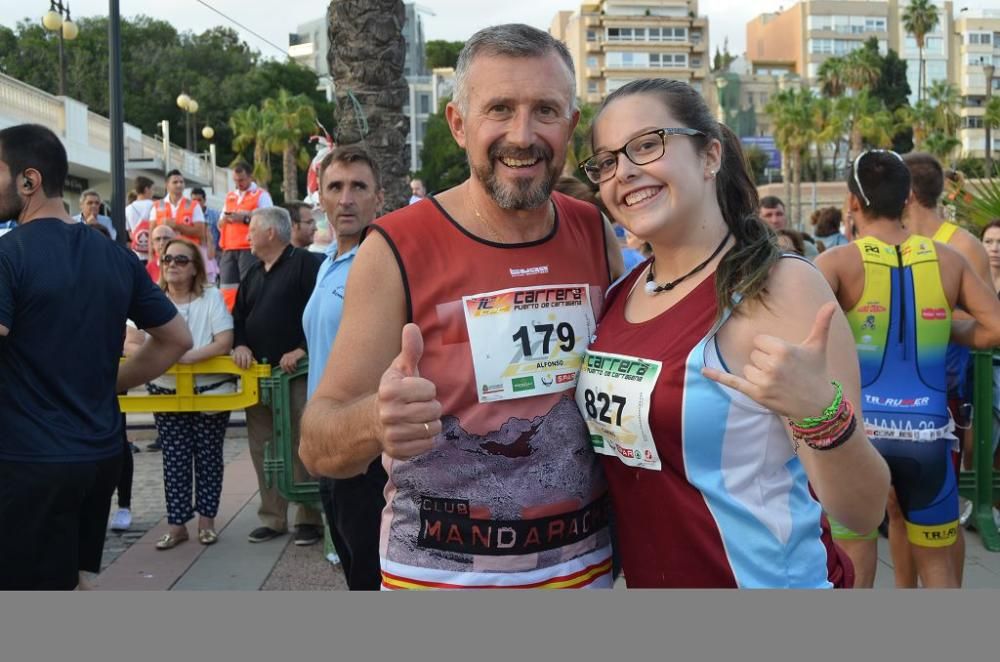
551 0 710 106
954 9 1000 160
746 1 891 81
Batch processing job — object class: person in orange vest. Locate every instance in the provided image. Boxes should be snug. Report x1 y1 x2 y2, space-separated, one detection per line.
147 169 206 248
218 162 273 311
125 176 155 263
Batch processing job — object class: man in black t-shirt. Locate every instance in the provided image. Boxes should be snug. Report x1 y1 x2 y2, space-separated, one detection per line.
0 124 192 590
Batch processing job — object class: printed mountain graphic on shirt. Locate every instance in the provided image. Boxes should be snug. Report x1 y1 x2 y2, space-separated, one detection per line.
385 395 610 572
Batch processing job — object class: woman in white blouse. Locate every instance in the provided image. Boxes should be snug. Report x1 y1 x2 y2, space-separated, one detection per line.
147 239 234 549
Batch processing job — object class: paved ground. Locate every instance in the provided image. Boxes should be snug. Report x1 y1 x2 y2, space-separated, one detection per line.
95 415 1000 590
96 416 347 590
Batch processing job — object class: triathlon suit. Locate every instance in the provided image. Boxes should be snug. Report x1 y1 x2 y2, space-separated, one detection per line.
371 192 614 589
933 222 973 442
576 258 852 588
842 235 958 548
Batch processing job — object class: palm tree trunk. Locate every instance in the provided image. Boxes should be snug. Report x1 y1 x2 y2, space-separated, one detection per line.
254 141 270 187
793 150 802 230
283 147 298 202
832 140 841 180
815 143 824 182
782 152 792 214
328 0 410 211
918 47 924 104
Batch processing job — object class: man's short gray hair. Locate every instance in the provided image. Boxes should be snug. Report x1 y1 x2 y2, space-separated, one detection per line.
252 206 292 244
453 24 577 114
80 188 101 203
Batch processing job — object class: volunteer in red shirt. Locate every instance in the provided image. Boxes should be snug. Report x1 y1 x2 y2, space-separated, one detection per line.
218 162 273 311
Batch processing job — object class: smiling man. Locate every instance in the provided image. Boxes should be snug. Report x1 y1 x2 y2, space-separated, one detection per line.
300 24 623 590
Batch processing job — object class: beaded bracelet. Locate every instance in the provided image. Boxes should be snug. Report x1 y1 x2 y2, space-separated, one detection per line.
790 400 856 453
791 399 849 440
803 412 856 452
789 381 843 429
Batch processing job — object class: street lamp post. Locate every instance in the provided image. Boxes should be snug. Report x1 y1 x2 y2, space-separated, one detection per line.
176 94 200 152
41 1 78 97
985 61 996 178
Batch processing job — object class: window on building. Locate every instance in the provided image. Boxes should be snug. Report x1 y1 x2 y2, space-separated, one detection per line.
690 31 702 43
759 92 768 106
969 32 992 45
586 29 597 42
864 17 887 33
925 37 944 55
587 56 598 68
746 92 754 106
807 15 832 31
588 80 598 94
691 57 702 68
419 94 430 115
964 116 984 129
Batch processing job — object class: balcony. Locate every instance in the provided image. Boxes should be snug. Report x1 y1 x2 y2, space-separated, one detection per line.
0 73 230 198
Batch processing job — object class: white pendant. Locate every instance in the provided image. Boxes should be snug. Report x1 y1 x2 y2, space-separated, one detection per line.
645 280 659 295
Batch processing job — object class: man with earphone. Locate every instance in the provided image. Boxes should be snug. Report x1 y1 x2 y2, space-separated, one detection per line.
0 123 193 590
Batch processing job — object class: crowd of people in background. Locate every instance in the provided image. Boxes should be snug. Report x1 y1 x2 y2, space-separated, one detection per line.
3 22 1000 592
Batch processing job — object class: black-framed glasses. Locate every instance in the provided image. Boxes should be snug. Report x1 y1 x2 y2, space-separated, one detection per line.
161 254 192 266
851 149 904 207
580 127 707 184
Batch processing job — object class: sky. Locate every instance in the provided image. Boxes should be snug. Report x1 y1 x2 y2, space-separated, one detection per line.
1 0 997 62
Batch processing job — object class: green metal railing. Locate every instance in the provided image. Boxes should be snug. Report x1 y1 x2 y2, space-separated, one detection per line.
259 359 336 560
957 350 1000 551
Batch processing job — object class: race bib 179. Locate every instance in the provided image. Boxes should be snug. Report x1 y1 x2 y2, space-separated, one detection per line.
463 284 596 403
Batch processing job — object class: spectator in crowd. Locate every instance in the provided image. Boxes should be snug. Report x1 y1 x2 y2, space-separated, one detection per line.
231 206 323 546
761 195 819 259
126 176 156 263
811 206 848 250
74 189 117 240
191 187 221 284
303 145 386 589
218 162 272 311
776 228 806 256
286 201 318 250
0 123 191 590
145 224 176 286
141 239 234 550
408 178 426 204
983 219 1000 294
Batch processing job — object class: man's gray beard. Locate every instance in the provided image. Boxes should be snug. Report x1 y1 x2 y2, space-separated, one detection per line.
471 159 560 211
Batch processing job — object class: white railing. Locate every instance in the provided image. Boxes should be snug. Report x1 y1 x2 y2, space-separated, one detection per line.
1 72 230 192
0 73 65 132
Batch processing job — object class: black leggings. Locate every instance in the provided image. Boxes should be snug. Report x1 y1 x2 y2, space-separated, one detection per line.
116 413 133 509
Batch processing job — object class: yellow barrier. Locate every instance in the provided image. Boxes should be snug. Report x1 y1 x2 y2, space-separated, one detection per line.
117 357 272 413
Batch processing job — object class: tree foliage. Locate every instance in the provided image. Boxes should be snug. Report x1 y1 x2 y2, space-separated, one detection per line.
425 40 464 70
417 98 469 193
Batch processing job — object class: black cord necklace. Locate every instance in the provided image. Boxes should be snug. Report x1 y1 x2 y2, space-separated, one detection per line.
645 231 731 295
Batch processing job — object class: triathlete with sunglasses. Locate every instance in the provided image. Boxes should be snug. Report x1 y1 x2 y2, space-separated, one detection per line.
817 150 1000 588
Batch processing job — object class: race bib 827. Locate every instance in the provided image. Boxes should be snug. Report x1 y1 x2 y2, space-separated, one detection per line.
576 349 663 470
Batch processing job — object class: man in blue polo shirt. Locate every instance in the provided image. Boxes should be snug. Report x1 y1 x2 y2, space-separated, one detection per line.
0 124 192 590
301 145 385 590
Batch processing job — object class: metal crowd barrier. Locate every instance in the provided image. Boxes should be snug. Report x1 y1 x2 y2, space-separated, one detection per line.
119 356 333 557
957 350 1000 552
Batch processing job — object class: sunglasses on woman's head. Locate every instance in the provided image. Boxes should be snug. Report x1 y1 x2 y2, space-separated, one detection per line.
161 254 192 265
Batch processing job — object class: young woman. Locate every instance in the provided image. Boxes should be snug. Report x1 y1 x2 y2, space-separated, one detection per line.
147 239 234 549
577 79 889 588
